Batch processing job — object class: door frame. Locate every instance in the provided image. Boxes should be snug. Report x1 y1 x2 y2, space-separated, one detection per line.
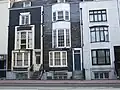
72 48 82 71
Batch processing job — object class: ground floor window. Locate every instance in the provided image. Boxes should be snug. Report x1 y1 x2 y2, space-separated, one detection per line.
49 51 67 67
12 51 30 67
94 71 109 79
91 49 110 65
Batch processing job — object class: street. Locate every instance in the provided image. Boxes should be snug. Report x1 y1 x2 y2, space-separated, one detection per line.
0 80 120 90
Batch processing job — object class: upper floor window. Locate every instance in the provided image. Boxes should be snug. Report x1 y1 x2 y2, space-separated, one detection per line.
49 51 67 67
52 29 71 48
15 30 33 50
91 49 110 65
19 12 30 25
90 26 109 43
23 1 31 7
52 11 70 22
57 0 66 3
89 9 107 22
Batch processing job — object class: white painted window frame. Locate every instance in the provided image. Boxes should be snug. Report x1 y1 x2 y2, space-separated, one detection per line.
52 29 71 48
11 50 31 70
15 25 34 50
19 12 31 25
52 11 70 22
93 71 109 79
23 1 31 7
49 51 67 67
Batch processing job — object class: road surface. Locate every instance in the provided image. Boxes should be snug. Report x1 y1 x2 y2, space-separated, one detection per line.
0 80 120 90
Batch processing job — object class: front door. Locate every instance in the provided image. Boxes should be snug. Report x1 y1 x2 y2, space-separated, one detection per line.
73 50 81 70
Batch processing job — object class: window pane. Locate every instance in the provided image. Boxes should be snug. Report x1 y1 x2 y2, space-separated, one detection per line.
104 31 109 41
66 29 70 47
106 50 110 64
53 30 57 47
58 30 64 47
96 31 100 41
24 53 28 66
65 11 69 20
92 51 96 57
98 14 102 21
21 32 26 39
104 72 109 78
28 32 32 39
22 16 25 24
58 11 64 20
100 31 104 41
91 32 95 42
100 73 103 79
53 12 56 21
89 15 93 22
92 57 97 64
28 39 32 48
54 52 61 65
25 15 29 24
13 53 16 66
102 14 107 21
62 52 66 65
17 53 22 66
98 50 105 57
94 15 98 21
50 52 53 66
94 73 99 79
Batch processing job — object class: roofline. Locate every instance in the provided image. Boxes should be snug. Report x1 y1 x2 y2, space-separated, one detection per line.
9 5 43 10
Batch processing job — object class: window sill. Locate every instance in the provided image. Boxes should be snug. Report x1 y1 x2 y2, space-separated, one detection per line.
90 21 107 23
92 64 111 65
52 20 70 23
49 65 67 67
13 66 29 68
90 41 110 43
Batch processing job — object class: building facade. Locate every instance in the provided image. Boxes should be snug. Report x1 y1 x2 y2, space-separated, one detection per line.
80 0 120 80
7 0 120 80
0 0 9 79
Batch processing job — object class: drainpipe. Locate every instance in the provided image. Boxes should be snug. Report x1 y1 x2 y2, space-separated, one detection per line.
80 8 85 80
117 0 120 27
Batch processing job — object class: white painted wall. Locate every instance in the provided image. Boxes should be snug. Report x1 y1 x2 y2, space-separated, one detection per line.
0 0 8 54
80 0 120 80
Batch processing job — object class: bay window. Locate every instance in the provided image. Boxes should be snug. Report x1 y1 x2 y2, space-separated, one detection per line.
52 11 70 22
15 30 33 49
52 29 71 48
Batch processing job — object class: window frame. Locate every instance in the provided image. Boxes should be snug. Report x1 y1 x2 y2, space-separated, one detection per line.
52 11 70 22
19 12 31 25
89 9 107 22
90 26 109 43
12 51 30 68
15 26 34 50
94 71 109 79
52 29 71 48
49 51 67 67
91 49 111 65
23 1 31 7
